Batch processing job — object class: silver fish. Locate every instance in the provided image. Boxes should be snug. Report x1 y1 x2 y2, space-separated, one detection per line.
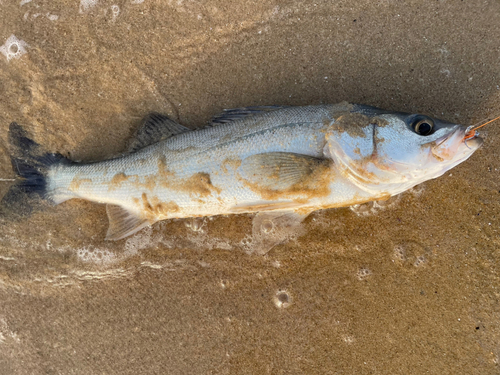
2 102 482 240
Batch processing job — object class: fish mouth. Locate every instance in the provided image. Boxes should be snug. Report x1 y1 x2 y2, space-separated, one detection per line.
431 126 483 161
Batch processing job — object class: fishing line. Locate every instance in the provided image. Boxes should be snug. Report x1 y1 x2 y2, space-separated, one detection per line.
464 115 500 141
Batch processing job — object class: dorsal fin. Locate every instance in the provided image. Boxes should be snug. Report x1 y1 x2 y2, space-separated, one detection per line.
210 106 291 125
105 204 150 240
128 113 191 152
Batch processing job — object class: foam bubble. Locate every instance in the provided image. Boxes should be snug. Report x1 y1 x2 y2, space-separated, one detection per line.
392 241 428 268
76 246 117 265
111 5 120 21
0 35 28 61
239 235 253 252
124 227 152 254
414 255 426 267
186 231 232 250
393 245 407 262
356 268 372 280
79 0 98 13
350 202 374 216
350 196 400 216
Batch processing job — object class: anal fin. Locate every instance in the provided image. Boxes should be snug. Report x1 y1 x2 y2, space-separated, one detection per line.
105 204 150 240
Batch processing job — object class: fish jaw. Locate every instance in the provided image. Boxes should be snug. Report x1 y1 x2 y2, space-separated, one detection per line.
409 125 483 186
430 126 483 162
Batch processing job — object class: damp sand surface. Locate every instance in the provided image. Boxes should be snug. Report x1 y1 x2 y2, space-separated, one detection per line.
1 1 500 373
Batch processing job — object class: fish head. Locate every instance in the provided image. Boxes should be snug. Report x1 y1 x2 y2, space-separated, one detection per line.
325 105 483 196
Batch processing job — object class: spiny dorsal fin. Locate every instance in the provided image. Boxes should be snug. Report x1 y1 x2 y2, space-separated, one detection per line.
210 106 291 125
128 113 191 152
238 152 330 190
105 204 150 240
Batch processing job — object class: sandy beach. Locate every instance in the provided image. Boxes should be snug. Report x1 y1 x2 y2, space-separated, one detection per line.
0 0 499 373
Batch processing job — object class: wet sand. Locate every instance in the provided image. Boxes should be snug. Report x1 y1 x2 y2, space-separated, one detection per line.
1 0 500 373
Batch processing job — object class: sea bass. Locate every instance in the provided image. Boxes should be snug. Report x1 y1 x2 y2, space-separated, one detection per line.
2 103 482 240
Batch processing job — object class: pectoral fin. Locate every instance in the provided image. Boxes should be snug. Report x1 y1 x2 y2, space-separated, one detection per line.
238 152 331 190
105 204 150 240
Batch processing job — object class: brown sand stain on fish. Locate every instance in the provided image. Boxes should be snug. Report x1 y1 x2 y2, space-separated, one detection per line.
69 176 93 191
242 157 333 201
126 157 172 191
157 155 221 197
221 157 242 173
321 102 354 127
141 193 152 212
139 192 180 220
150 195 180 218
117 156 221 198
160 170 221 198
108 172 129 191
338 156 387 185
230 201 302 213
294 191 390 215
157 156 176 181
327 101 354 116
331 114 389 138
374 125 387 144
431 151 446 162
230 190 389 215
181 172 222 197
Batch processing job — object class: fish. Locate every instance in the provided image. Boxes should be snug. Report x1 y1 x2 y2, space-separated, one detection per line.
1 102 483 241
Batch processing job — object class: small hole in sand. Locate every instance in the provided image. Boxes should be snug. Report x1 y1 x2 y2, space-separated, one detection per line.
278 293 289 303
273 290 292 308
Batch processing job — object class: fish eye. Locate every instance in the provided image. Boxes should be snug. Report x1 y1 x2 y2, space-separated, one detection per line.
412 116 434 136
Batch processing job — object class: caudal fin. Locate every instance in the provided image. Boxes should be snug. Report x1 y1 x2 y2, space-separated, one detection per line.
1 122 68 216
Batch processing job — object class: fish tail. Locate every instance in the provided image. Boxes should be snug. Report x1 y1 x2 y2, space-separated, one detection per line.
1 122 70 216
